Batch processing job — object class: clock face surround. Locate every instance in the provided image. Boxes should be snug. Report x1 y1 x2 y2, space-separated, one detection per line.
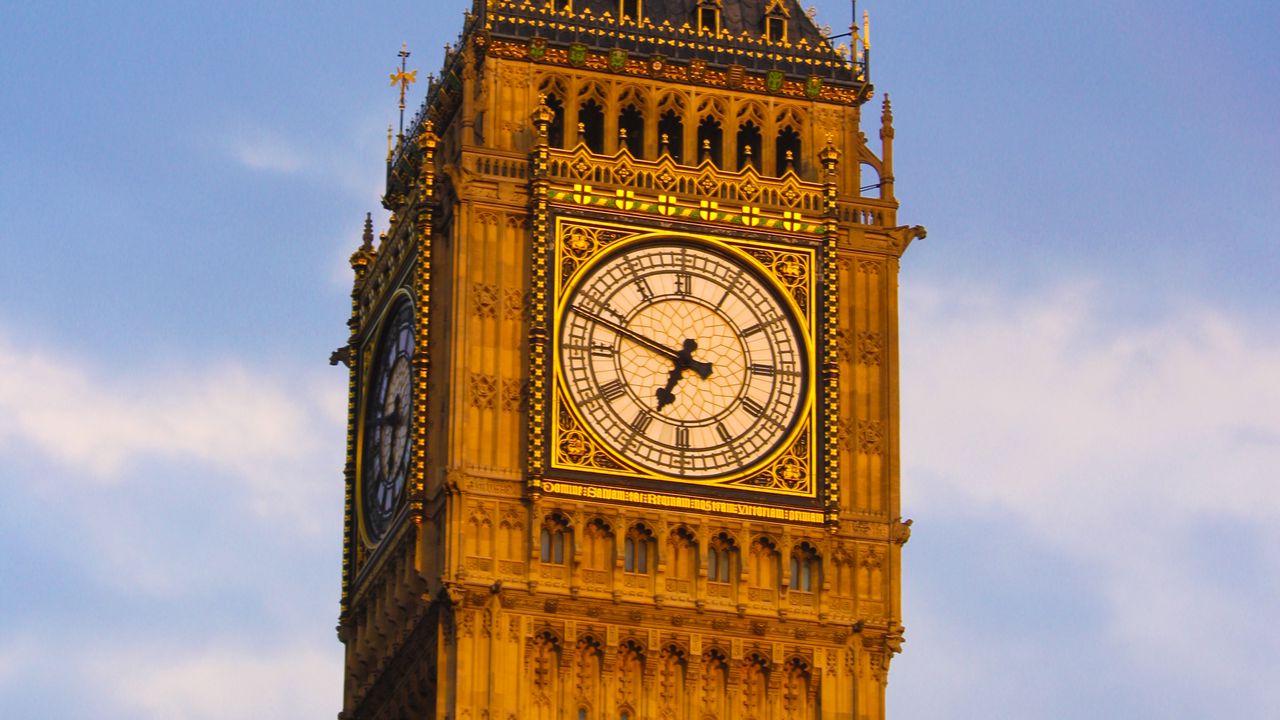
360 299 414 546
556 235 810 481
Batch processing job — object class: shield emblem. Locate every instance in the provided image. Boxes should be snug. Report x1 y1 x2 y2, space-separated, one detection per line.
529 38 547 61
765 70 785 93
805 75 823 99
569 43 587 66
609 49 628 72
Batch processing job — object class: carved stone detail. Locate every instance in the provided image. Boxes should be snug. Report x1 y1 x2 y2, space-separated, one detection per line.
502 288 526 321
472 282 499 319
470 373 498 410
501 378 527 412
857 420 883 455
857 331 882 366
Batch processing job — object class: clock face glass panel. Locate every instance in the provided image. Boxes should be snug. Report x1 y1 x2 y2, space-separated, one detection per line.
361 300 414 545
557 239 807 479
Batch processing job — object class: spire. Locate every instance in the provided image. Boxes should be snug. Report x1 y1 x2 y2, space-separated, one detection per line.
879 94 896 201
362 212 375 251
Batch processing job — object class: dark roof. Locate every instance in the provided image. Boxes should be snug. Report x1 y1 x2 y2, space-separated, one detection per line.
572 0 830 45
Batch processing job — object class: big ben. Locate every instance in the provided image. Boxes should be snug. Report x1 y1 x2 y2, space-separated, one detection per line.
336 1 924 718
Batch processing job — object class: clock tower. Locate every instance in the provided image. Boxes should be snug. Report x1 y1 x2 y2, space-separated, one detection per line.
336 2 924 719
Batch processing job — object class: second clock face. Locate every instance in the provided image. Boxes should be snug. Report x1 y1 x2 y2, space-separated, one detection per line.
361 299 414 546
557 238 808 479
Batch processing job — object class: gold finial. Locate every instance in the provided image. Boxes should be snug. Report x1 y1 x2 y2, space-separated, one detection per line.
387 125 394 160
389 43 418 136
863 10 870 50
578 122 586 134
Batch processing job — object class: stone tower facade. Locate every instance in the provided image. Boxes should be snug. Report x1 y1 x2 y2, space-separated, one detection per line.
337 2 923 718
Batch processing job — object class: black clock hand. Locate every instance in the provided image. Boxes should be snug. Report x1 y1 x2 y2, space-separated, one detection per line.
570 306 680 362
656 338 714 411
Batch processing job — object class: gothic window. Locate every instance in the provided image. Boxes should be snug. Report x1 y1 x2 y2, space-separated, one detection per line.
619 0 640 22
749 536 780 590
582 519 614 572
701 648 729 718
576 636 605 711
624 524 655 573
742 654 770 719
737 120 762 170
668 527 697 583
782 657 813 719
707 532 736 583
658 109 684 163
789 542 821 592
545 94 566 149
696 0 721 34
658 645 687 715
764 0 789 43
696 116 723 166
498 511 525 561
616 640 645 707
540 513 570 564
767 15 787 42
530 631 562 714
775 125 801 176
579 99 605 153
619 104 644 155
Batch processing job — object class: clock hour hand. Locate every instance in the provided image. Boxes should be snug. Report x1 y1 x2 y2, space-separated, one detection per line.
569 306 679 362
656 339 714 411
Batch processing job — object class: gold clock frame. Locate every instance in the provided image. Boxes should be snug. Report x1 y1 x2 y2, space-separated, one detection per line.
544 215 820 501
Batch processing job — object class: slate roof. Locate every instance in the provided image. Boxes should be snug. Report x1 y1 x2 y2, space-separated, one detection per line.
570 0 831 45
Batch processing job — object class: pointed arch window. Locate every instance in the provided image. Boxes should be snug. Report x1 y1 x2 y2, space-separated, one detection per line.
775 125 801 176
540 513 571 565
658 109 684 163
619 0 641 23
579 98 605 153
696 0 721 35
789 542 821 592
619 104 644 155
697 116 723 166
624 524 655 573
764 0 789 43
707 532 737 584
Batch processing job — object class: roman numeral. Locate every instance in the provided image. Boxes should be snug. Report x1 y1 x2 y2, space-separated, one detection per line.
750 363 775 376
740 315 783 338
742 397 764 417
676 427 690 448
590 343 615 358
600 380 627 402
674 271 693 296
630 411 653 434
715 422 732 443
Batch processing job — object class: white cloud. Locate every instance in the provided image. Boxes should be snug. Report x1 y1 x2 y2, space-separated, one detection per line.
229 134 308 174
0 331 345 531
81 642 341 720
899 280 1280 714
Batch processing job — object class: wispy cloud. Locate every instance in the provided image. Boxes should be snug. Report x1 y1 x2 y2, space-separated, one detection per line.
228 134 309 174
88 643 340 720
898 280 1280 716
0 330 344 530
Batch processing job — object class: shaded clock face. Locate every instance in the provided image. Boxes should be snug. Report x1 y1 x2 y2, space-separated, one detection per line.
557 239 808 478
361 300 414 545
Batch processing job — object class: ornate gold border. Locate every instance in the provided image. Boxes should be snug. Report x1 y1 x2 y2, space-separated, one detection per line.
546 216 819 499
538 479 826 524
353 289 416 550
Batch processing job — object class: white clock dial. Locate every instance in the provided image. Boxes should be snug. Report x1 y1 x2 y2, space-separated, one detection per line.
558 240 807 478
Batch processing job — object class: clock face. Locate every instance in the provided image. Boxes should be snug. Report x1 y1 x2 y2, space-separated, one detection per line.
361 300 414 545
557 239 808 479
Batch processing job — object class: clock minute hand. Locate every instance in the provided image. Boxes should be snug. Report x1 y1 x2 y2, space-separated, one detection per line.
570 306 679 362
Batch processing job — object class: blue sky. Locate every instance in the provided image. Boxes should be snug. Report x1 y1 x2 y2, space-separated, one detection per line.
1 1 1276 718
